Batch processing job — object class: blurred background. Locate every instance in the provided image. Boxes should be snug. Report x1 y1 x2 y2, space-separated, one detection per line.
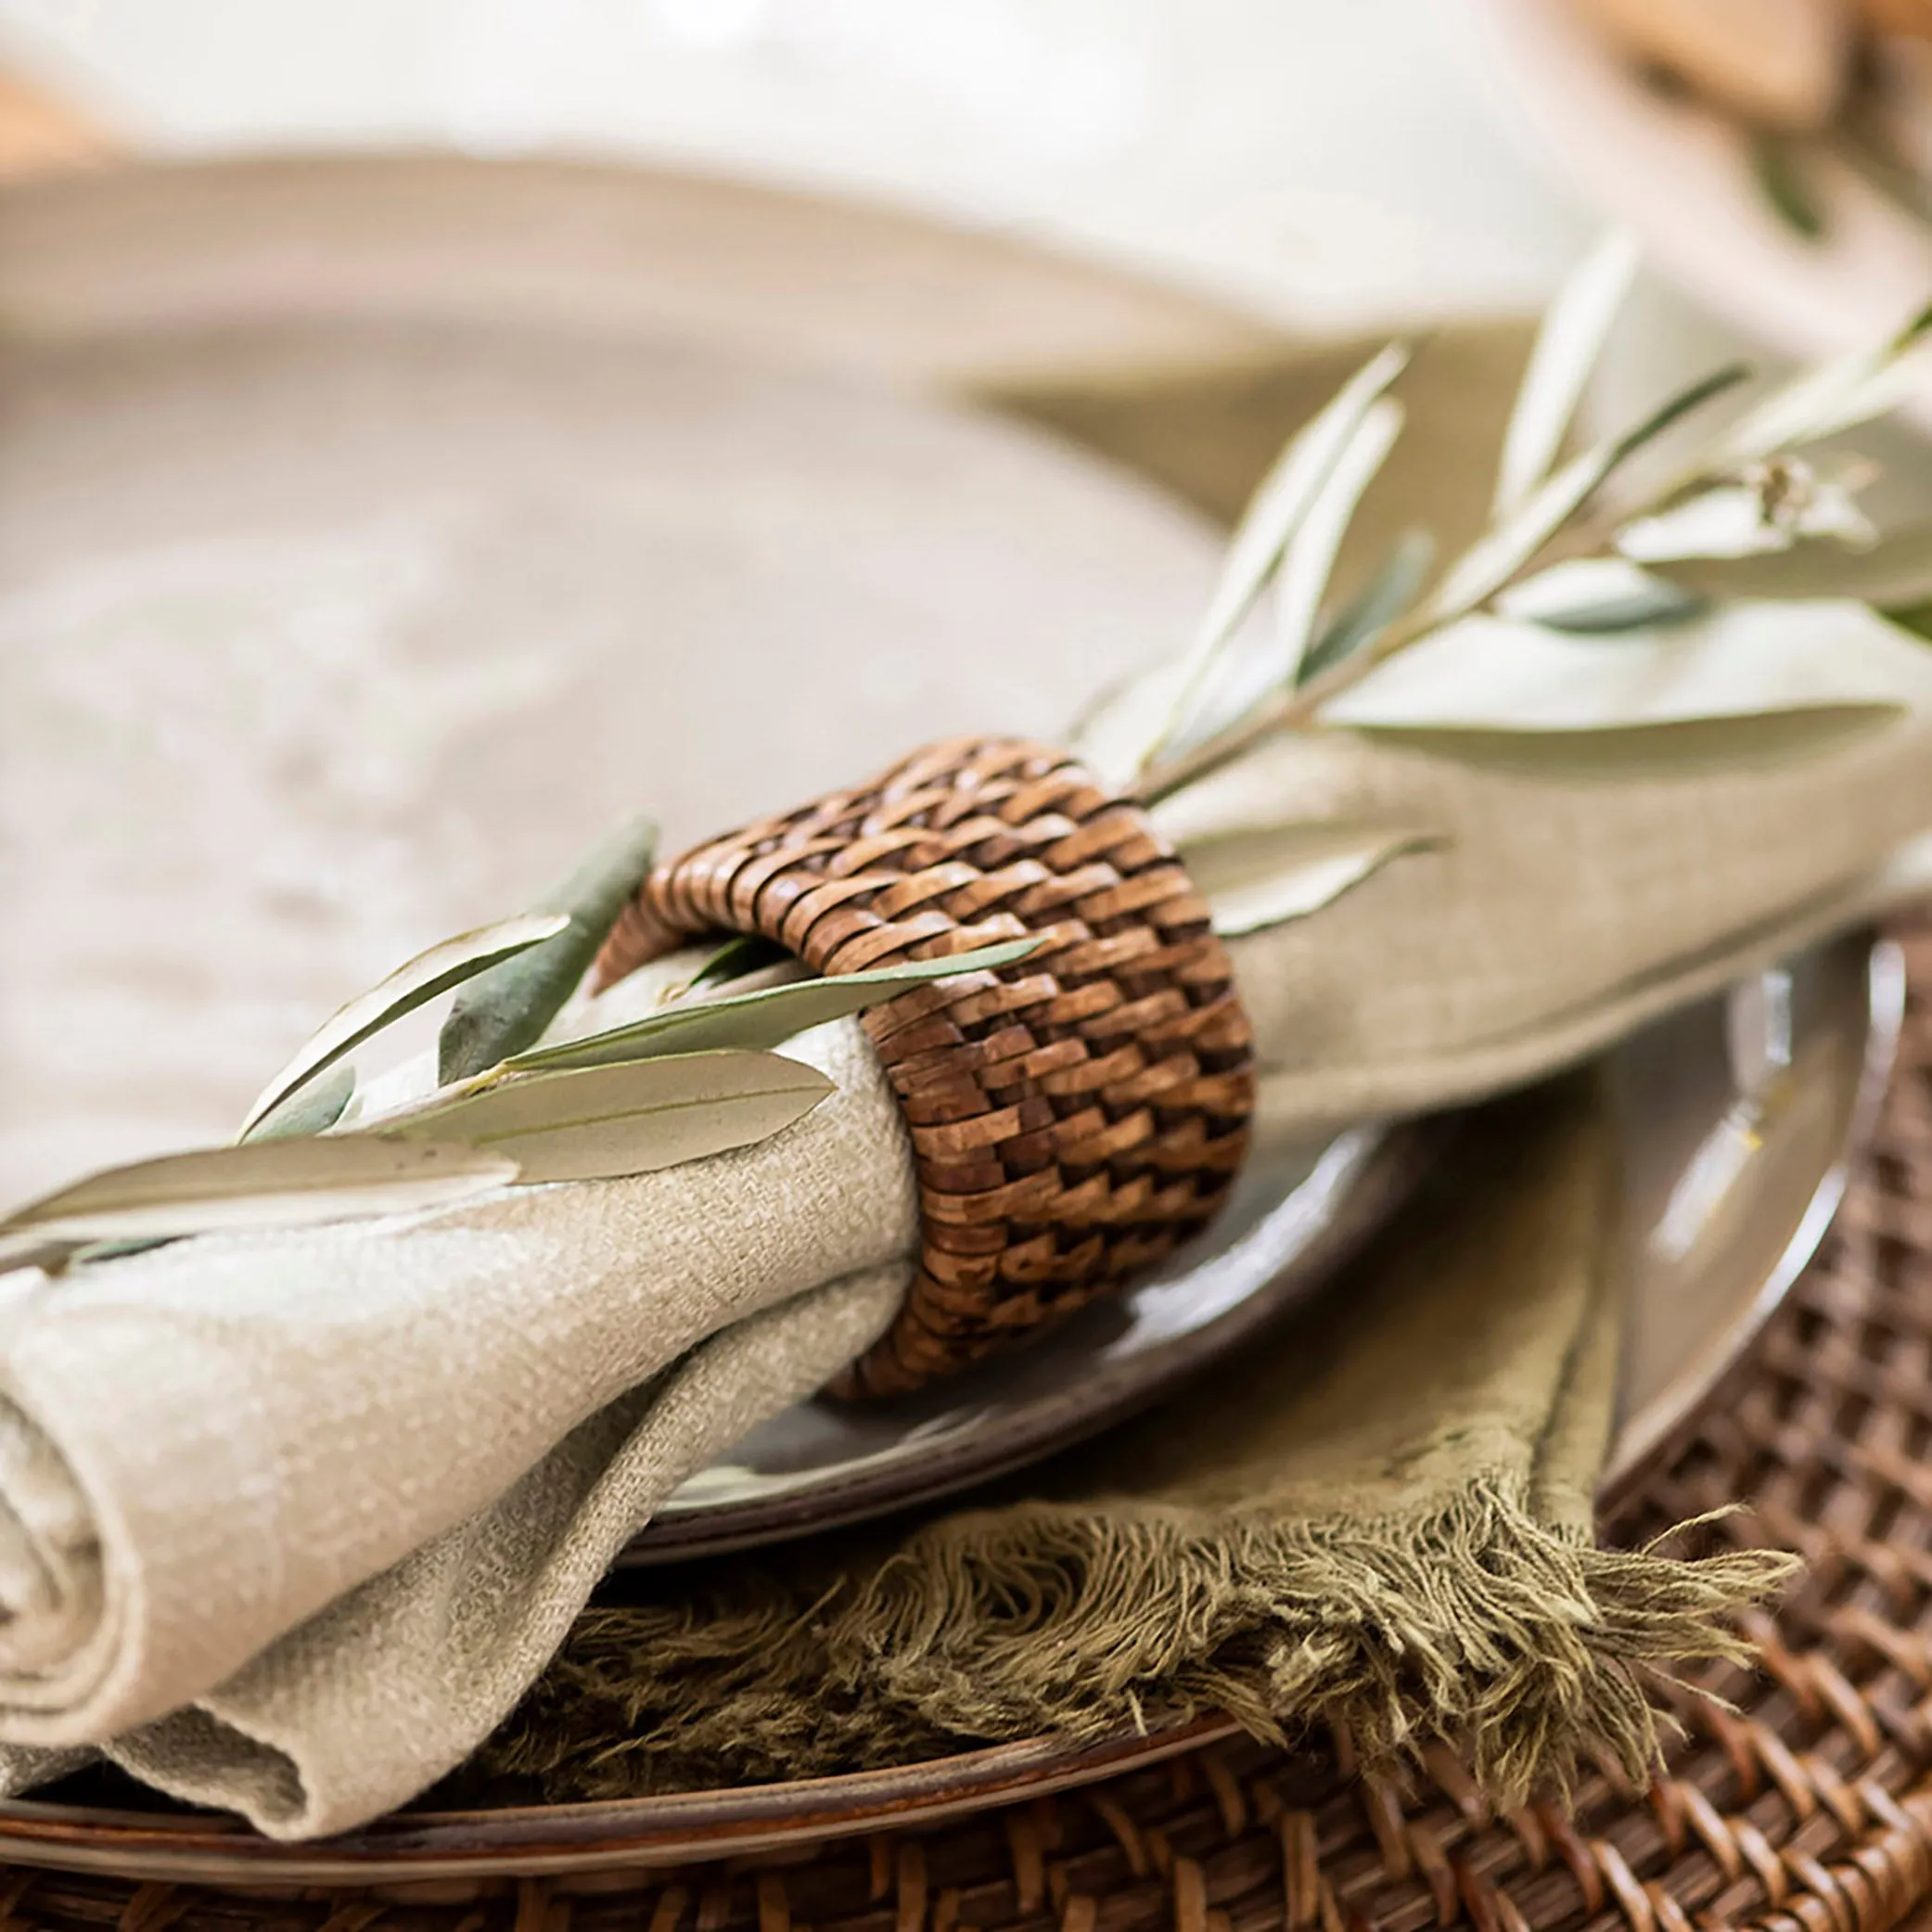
2 0 1928 1200
0 0 1593 326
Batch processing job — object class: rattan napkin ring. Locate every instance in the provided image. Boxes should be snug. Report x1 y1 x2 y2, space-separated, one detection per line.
593 734 1257 1399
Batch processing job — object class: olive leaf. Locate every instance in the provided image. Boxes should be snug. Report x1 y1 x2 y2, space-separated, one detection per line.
1066 658 1193 789
1751 134 1826 243
1177 824 1442 940
1354 703 1903 780
1498 558 1705 634
439 814 659 1084
364 1050 833 1184
1709 299 1932 469
1618 486 1788 563
1493 231 1642 518
240 911 569 1137
0 1135 519 1248
1646 523 1932 609
1271 398 1405 691
506 936 1043 1074
1298 528 1437 686
1621 476 1875 564
1169 399 1407 748
242 1062 355 1143
687 934 791 995
1152 339 1414 761
1420 364 1752 632
1327 595 1925 735
1887 602 1932 641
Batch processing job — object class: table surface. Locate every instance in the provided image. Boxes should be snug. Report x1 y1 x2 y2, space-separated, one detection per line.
0 0 1594 331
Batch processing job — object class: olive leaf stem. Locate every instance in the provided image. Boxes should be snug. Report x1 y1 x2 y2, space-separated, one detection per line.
1132 601 1431 803
1134 363 1752 804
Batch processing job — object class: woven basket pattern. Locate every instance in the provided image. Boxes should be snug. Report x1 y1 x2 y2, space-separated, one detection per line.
594 735 1257 1398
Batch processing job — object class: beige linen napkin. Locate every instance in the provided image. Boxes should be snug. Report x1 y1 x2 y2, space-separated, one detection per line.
4 607 1932 1836
1172 604 1932 1130
0 1013 917 1832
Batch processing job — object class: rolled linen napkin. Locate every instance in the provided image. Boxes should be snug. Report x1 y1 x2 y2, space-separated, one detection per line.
0 1009 916 1746
3 600 1932 1836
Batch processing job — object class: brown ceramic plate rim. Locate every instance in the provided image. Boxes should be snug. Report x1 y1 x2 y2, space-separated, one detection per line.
0 1718 1245 1885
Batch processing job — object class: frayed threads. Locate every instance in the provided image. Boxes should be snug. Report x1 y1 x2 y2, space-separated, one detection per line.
475 1478 1795 1806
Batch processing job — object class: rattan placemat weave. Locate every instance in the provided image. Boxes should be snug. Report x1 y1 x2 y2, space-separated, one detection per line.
5 908 1930 1929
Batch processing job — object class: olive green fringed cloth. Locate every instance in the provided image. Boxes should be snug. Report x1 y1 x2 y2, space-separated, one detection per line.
468 1079 1796 1807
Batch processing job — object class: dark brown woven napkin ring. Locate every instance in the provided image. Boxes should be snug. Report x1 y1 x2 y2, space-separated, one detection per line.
592 735 1257 1399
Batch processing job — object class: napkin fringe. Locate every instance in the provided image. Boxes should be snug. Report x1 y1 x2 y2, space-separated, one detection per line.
477 1479 1796 1805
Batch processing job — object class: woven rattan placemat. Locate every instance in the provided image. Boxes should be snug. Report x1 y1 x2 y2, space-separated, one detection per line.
3 912 1927 1929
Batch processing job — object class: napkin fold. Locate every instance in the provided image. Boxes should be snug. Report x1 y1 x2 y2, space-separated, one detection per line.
83 1261 908 1834
470 1079 1789 1806
0 1014 918 1833
5 610 1932 1836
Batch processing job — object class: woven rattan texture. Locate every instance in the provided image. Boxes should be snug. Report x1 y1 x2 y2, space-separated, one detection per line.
24 910 1932 1929
594 735 1257 1398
